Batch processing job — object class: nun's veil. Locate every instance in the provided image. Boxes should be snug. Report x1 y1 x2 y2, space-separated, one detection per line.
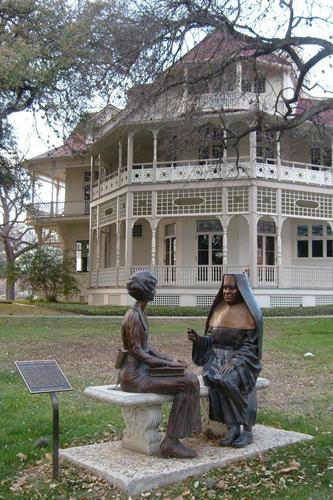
204 273 263 359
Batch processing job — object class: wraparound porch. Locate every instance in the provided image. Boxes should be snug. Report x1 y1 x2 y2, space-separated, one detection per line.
89 264 333 290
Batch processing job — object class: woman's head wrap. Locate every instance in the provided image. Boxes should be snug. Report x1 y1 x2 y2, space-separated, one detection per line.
127 271 158 302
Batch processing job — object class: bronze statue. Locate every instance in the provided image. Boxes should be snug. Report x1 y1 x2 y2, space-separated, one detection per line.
188 273 263 448
120 271 201 458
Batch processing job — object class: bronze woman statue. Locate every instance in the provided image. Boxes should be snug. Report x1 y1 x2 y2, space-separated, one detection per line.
120 271 201 458
188 273 263 448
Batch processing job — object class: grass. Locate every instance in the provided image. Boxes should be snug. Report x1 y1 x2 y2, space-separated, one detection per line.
0 314 332 498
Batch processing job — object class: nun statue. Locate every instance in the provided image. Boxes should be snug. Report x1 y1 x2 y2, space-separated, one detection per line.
188 273 263 448
119 271 201 458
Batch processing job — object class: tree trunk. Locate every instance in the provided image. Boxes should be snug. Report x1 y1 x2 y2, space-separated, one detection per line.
6 274 15 300
5 259 16 300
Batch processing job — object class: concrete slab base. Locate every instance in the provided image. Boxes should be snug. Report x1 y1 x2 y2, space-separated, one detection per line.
60 425 312 496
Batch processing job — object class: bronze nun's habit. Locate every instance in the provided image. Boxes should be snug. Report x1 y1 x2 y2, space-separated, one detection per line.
192 273 263 426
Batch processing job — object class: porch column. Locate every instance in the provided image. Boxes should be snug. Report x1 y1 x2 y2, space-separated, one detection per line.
116 223 121 286
276 132 281 181
88 156 94 287
56 178 60 205
331 137 333 186
236 61 242 93
248 186 258 288
90 155 94 202
151 223 157 268
217 214 229 269
127 131 134 184
183 65 189 106
96 229 101 287
249 131 257 178
51 161 55 215
223 129 228 167
152 129 159 183
31 172 35 206
97 154 101 198
276 188 283 287
125 192 133 272
150 192 158 268
118 140 122 177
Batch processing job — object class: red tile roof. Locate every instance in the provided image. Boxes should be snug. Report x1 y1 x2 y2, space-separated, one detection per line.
181 29 290 66
31 131 87 160
296 97 333 126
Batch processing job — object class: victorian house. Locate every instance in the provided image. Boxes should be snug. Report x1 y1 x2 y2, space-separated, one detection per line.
26 30 333 308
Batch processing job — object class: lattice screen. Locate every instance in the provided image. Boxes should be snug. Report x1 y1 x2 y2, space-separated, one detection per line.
92 294 105 306
270 296 303 308
315 295 333 305
133 192 152 216
156 188 222 215
257 187 277 214
196 295 216 307
91 207 97 228
227 187 249 213
119 194 127 219
107 294 121 305
282 190 332 218
152 295 180 306
99 198 117 226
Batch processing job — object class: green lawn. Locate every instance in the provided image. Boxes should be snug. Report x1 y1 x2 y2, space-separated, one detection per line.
0 315 332 498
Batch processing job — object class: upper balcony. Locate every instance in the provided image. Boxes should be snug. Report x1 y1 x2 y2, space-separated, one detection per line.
196 91 285 114
92 157 333 200
27 200 89 222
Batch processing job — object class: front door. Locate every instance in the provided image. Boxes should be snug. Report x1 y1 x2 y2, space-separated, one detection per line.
257 229 275 283
197 233 223 281
164 223 176 282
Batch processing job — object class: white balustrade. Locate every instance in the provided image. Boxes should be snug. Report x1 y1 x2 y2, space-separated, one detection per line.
92 155 332 199
28 201 89 218
91 265 333 290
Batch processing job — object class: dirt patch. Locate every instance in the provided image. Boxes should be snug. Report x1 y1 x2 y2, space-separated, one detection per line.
0 303 73 315
7 330 329 416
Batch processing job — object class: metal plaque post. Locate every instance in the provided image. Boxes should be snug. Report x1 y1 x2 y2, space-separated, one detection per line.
15 360 72 479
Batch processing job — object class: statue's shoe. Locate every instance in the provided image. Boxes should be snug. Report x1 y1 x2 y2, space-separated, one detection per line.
232 430 253 448
219 425 241 446
160 439 197 459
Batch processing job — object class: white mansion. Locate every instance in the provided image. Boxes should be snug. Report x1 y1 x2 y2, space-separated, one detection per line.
26 30 333 308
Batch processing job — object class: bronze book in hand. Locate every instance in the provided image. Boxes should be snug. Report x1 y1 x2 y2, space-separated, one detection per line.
149 365 185 377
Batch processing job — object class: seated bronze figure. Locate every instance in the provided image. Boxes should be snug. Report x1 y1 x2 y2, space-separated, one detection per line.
120 271 201 458
188 273 263 448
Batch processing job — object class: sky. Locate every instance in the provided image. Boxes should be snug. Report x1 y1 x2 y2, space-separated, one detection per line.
9 111 62 161
8 0 333 161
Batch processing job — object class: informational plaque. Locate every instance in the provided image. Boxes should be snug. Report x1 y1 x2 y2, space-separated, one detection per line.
15 360 72 394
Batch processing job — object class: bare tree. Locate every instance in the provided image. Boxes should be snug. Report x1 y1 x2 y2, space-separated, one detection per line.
0 144 42 299
103 0 333 143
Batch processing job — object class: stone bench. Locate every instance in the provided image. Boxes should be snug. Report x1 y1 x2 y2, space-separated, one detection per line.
84 376 270 455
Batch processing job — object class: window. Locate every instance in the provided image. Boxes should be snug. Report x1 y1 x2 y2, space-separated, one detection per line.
311 147 332 167
199 127 224 162
197 220 222 232
241 79 252 92
241 75 265 93
76 240 89 272
258 220 275 234
165 223 176 236
297 224 333 258
132 224 142 237
253 77 265 93
256 130 276 163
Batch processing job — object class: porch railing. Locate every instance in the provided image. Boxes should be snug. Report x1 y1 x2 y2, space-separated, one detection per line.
92 156 333 199
89 265 333 290
27 201 89 219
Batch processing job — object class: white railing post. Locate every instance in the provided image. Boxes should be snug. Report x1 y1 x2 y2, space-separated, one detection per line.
127 131 134 184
